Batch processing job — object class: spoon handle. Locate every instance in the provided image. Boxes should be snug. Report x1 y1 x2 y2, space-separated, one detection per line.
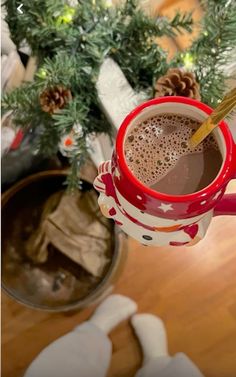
190 88 236 148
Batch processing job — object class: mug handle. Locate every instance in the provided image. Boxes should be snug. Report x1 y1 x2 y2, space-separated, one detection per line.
94 160 112 194
214 142 236 216
94 160 121 220
214 194 236 216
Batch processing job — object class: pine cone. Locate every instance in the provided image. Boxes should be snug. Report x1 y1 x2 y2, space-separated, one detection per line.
154 68 201 101
39 85 72 114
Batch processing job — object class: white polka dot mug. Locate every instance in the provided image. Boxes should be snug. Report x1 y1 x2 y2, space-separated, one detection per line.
94 97 236 246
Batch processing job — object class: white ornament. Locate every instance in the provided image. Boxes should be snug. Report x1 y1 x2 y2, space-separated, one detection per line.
58 123 83 157
59 134 76 157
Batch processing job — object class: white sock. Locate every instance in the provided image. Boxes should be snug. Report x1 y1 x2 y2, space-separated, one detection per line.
88 294 137 334
131 314 169 365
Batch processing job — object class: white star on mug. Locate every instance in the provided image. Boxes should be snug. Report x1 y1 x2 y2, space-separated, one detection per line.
158 203 173 212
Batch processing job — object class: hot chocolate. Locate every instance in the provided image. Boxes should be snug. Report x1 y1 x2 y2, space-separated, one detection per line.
124 113 222 195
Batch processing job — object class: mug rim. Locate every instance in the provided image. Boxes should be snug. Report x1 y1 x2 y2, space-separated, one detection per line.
116 96 234 203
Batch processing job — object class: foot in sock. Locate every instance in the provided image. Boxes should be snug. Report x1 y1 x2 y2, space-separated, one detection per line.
88 294 137 334
131 314 169 364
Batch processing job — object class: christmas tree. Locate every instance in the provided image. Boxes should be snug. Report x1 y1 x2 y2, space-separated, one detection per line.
2 0 236 189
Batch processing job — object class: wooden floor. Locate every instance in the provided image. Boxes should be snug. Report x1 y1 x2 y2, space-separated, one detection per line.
2 180 236 377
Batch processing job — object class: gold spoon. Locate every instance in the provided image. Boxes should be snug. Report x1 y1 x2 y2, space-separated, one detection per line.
189 87 236 148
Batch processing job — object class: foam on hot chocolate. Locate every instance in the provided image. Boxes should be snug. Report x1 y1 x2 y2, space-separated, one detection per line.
124 113 222 195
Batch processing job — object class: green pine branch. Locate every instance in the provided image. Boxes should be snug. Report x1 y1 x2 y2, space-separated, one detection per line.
52 95 89 134
37 124 61 157
66 138 89 192
3 0 71 61
6 0 236 190
167 12 193 35
185 0 236 106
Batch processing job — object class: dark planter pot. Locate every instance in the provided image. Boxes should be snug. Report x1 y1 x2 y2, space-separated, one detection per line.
1 170 127 312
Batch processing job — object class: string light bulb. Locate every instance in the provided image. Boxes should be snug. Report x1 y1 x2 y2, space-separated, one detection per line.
37 68 47 79
182 52 195 70
103 0 113 8
57 6 75 24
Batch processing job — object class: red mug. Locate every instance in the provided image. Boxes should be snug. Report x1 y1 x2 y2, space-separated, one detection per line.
94 97 236 246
